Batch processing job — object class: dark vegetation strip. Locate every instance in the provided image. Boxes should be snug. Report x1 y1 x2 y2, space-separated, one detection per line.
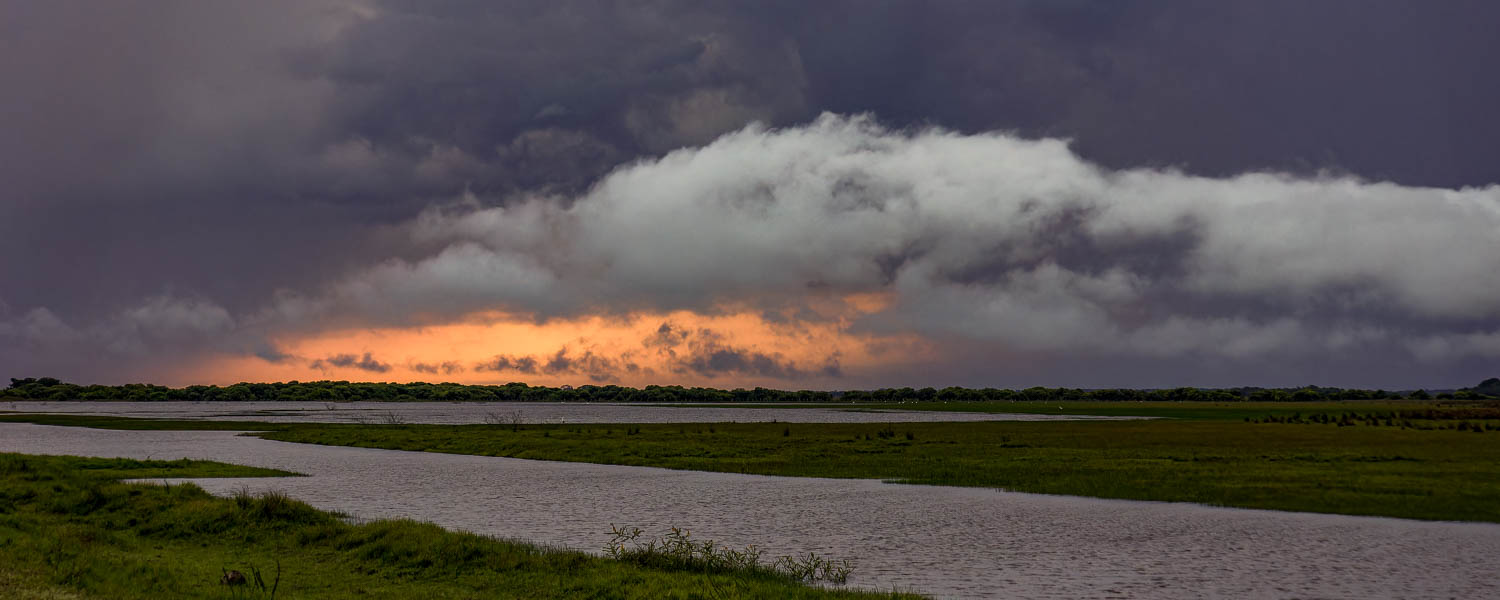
6 410 1498 523
0 453 916 599
1249 407 1500 431
655 400 1484 421
6 376 1498 404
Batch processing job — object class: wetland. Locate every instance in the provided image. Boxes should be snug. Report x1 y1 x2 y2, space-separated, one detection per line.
3 398 1500 598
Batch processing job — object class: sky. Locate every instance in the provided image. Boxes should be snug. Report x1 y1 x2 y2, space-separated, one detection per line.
2 0 1498 390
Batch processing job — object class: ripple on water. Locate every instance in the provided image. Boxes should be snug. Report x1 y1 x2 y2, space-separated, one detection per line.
2 423 1496 600
0 400 1146 424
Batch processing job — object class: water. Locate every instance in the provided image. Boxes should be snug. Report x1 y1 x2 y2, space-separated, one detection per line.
2 422 1496 599
0 400 1141 424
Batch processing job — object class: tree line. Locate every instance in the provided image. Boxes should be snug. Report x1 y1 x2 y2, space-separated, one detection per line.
4 377 1496 403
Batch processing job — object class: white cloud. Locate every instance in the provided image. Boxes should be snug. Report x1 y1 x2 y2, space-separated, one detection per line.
295 114 1498 363
16 114 1496 379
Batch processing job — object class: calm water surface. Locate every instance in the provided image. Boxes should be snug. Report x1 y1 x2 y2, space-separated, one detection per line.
0 400 1140 424
2 423 1496 599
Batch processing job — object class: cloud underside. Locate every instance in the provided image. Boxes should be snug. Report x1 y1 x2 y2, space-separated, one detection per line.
292 115 1500 361
469 322 841 383
311 352 391 374
5 115 1500 386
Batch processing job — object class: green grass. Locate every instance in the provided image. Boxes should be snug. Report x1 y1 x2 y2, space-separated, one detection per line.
653 400 1456 421
250 419 1500 522
0 453 915 599
6 404 1499 523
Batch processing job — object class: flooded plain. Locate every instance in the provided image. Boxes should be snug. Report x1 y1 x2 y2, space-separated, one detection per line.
0 400 1140 424
2 422 1497 599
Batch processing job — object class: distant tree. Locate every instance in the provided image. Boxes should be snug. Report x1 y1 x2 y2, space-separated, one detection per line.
7 377 1477 405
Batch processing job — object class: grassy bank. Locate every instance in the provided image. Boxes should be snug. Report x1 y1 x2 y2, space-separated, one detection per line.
255 419 1500 522
6 405 1499 523
0 453 914 599
655 400 1464 421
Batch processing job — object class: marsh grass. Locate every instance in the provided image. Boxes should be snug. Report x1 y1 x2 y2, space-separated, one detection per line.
0 453 912 599
1248 408 1500 431
775 553 855 585
254 419 1500 522
830 399 1494 421
605 525 853 584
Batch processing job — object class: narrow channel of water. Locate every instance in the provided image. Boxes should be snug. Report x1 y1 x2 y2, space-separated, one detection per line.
2 423 1495 599
0 400 1142 424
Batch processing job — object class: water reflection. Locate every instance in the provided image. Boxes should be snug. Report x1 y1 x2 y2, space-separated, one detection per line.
0 400 1143 424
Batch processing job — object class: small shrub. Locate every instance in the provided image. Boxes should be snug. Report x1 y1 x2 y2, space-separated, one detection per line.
484 410 526 431
232 488 331 526
605 525 853 584
775 552 854 585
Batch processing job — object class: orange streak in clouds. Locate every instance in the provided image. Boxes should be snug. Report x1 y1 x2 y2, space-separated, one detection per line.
176 300 933 388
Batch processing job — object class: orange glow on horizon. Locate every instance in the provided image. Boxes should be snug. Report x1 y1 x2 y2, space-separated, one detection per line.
172 302 934 389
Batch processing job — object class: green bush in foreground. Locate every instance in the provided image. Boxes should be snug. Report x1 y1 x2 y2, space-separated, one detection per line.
0 453 916 599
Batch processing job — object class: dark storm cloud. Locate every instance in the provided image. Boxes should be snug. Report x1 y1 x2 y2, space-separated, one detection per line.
466 326 839 384
642 323 691 358
473 355 540 375
473 348 637 383
311 352 392 373
677 345 840 380
0 0 378 329
542 348 639 383
1 0 811 328
410 361 464 376
646 323 840 380
789 0 1500 187
3 1 1499 386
